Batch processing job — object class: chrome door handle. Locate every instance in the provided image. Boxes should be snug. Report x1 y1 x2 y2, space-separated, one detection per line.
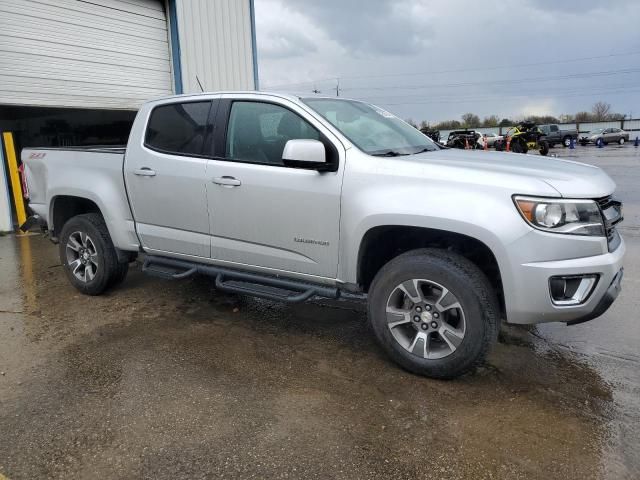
212 176 241 187
133 167 156 177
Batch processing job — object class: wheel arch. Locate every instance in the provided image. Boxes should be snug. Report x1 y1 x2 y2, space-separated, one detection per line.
50 195 102 240
49 195 135 263
356 225 506 316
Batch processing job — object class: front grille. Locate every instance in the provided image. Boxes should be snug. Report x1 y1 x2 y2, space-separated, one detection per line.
595 195 623 251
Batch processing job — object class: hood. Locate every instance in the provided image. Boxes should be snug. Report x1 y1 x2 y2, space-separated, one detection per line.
401 149 615 198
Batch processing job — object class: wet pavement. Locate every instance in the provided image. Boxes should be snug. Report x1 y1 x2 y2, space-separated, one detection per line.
0 146 639 479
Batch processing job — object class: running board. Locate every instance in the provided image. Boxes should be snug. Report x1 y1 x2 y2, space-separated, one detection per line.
142 256 339 303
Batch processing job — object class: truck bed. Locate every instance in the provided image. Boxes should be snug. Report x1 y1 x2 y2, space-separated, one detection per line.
22 145 137 251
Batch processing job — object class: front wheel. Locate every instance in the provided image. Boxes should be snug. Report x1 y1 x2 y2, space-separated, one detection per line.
619 137 625 145
367 249 499 379
511 138 528 154
59 213 127 295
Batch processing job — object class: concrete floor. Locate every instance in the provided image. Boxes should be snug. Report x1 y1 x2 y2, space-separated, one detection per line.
0 145 638 479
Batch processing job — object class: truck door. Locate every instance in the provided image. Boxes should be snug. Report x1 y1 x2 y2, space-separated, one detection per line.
124 99 216 258
205 98 344 279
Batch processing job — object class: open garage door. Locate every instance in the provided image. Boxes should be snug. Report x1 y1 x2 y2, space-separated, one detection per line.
0 0 173 109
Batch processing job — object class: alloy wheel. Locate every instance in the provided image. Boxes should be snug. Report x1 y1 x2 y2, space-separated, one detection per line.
385 279 466 359
65 231 99 282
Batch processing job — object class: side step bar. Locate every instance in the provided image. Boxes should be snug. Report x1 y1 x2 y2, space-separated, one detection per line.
142 256 339 303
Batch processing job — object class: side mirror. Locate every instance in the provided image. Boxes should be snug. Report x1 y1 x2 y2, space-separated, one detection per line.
282 139 327 170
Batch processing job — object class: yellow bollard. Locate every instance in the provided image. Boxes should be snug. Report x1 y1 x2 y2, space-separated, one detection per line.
2 132 27 229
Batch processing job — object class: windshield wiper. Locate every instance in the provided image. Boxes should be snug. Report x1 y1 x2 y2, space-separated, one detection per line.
371 150 409 157
412 147 435 154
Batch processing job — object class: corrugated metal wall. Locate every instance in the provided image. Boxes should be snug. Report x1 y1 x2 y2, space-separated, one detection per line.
0 0 173 109
174 0 256 93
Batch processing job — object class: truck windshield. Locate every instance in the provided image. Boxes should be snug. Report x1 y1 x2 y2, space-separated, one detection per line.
302 98 439 156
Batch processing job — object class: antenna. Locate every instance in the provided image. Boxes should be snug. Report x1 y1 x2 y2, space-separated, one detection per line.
195 75 205 93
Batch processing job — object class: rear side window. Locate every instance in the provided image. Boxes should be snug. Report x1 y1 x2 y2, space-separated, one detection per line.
145 101 212 156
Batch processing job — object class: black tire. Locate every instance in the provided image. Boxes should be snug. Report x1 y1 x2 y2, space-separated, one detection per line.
511 138 528 154
563 136 572 147
619 137 625 145
367 249 499 379
59 213 123 295
539 140 549 156
108 261 130 288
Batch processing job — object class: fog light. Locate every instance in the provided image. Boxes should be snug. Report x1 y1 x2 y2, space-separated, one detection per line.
549 275 598 306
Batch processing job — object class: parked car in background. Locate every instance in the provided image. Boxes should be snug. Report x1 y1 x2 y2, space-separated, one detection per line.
419 126 441 143
480 132 503 148
538 124 579 147
446 129 481 149
580 127 630 146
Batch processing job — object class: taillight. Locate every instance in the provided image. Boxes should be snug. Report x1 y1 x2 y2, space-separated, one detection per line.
19 164 29 199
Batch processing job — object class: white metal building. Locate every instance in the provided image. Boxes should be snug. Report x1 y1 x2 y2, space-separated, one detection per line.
0 0 258 109
0 0 258 231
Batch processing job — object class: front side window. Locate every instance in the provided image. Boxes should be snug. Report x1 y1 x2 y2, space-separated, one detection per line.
145 101 211 155
225 101 320 165
303 98 438 156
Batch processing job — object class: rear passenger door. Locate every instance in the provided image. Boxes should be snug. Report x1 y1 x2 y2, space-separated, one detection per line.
124 99 217 257
205 96 344 279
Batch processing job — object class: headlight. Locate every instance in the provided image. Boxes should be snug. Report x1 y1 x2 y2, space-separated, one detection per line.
514 196 604 236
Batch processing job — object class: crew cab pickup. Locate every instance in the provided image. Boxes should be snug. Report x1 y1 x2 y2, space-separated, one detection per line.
22 92 625 379
538 124 579 147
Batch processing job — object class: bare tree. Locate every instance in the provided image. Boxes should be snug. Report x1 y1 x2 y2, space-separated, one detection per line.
607 112 626 121
482 115 499 127
419 120 429 130
591 101 611 121
575 111 593 122
461 113 480 127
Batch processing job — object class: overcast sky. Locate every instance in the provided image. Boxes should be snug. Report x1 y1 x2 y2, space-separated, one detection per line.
254 0 640 123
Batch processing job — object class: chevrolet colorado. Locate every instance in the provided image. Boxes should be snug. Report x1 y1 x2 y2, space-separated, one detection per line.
22 92 625 379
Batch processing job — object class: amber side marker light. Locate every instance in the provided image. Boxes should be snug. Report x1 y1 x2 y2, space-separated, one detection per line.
515 199 536 222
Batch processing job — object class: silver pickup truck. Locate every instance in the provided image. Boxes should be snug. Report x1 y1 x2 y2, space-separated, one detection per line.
22 92 625 379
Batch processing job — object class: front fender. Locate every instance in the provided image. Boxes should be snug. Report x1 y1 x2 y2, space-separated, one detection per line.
338 181 536 295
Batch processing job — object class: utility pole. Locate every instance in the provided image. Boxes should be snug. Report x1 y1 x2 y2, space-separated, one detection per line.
335 77 340 97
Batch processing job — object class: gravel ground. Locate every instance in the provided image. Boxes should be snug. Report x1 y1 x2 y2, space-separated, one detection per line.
0 144 638 479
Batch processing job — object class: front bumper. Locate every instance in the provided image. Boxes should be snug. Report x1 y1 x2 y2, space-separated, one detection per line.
505 236 625 325
566 268 623 325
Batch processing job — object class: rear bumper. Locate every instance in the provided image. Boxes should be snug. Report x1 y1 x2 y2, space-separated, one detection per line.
505 237 625 324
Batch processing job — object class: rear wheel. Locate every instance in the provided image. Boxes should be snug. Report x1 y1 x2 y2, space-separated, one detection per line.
539 140 550 156
619 137 625 145
563 136 572 147
368 249 499 379
59 213 127 295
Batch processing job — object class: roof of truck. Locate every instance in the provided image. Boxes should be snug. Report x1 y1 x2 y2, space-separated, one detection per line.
147 91 302 104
